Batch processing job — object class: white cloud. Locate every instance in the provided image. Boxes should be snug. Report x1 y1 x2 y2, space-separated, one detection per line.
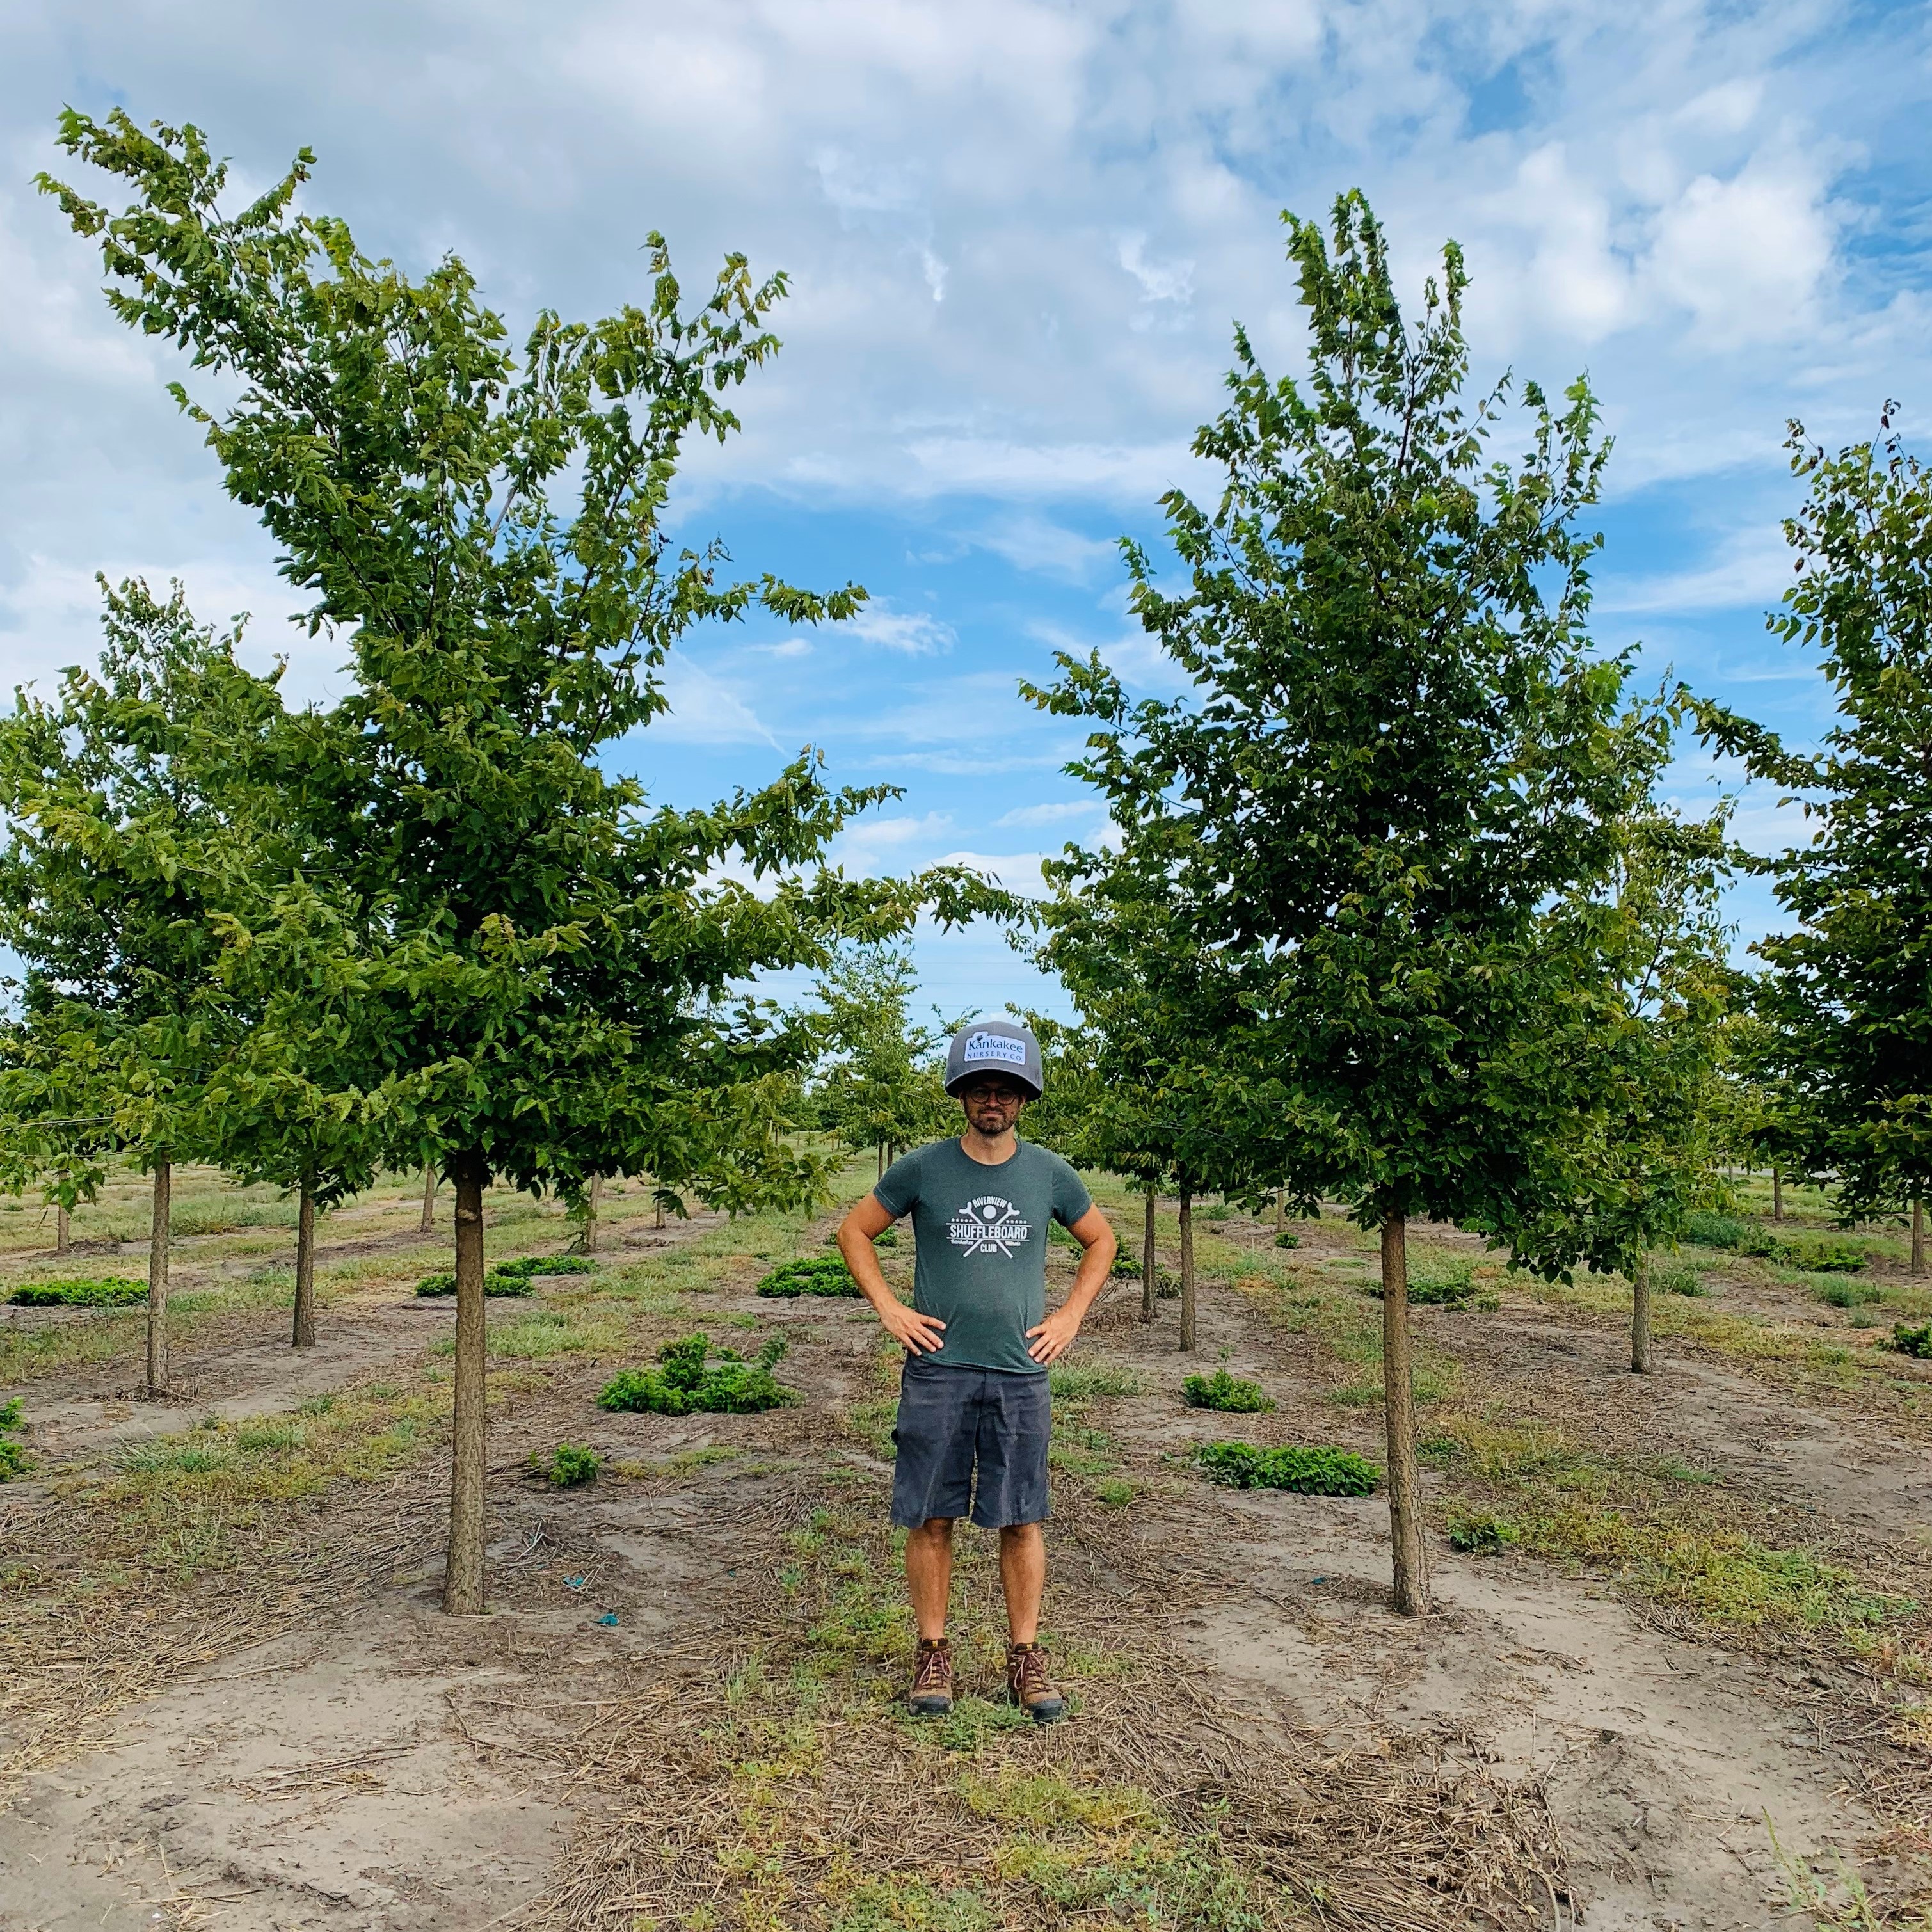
994 799 1104 827
1643 152 1839 348
972 517 1118 582
650 650 782 747
934 848 1053 900
1117 233 1195 307
1601 525 1796 614
849 604 955 655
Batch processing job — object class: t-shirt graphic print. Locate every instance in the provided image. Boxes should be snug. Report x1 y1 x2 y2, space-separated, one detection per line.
875 1139 1092 1375
950 1196 1030 1257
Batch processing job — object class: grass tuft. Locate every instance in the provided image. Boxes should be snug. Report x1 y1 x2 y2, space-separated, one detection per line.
1047 1362 1145 1403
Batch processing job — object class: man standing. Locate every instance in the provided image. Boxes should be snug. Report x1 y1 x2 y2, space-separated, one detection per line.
837 1018 1117 1723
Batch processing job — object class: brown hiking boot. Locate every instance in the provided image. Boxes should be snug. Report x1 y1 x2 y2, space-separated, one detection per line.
1005 1642 1066 1723
909 1637 954 1716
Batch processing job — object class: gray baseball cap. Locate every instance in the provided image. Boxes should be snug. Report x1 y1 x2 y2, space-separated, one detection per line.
944 1018 1044 1099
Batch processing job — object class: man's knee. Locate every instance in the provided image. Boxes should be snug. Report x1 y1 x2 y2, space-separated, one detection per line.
913 1517 955 1540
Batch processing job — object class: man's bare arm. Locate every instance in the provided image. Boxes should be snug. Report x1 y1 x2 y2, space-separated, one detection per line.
837 1194 946 1354
1026 1204 1118 1365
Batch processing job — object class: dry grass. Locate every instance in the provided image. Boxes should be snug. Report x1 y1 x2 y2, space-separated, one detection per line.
523 1473 1574 1932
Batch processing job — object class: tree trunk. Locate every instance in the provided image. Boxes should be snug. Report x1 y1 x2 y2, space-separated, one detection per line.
292 1181 317 1349
1630 1247 1652 1375
1772 1167 1783 1223
877 1144 886 1183
1140 1181 1157 1323
443 1157 490 1615
146 1160 171 1396
1178 1185 1196 1353
1381 1215 1429 1617
420 1166 437 1234
584 1173 602 1255
1914 1198 1926 1279
55 1194 69 1257
655 1197 666 1230
1274 1192 1284 1233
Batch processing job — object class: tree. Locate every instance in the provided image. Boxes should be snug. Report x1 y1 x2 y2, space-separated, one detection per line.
1695 411 1932 1275
811 945 955 1177
1026 845 1296 1350
1030 192 1665 1614
1513 810 1735 1373
198 893 384 1348
0 579 285 1392
43 109 992 1611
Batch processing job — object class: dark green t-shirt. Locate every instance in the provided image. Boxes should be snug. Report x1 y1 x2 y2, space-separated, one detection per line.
874 1138 1093 1375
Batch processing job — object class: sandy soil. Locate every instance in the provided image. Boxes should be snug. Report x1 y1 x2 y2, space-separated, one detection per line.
2 1201 1928 1929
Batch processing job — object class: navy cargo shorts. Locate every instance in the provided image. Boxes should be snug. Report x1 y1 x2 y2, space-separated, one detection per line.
891 1355 1051 1529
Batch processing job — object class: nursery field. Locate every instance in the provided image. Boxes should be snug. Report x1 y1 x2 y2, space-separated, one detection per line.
2 1162 1931 1929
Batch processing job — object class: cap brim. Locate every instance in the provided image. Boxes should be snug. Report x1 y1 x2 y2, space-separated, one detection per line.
946 1073 1042 1099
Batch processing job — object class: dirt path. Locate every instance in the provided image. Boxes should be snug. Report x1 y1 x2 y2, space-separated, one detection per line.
3 1201 1929 1928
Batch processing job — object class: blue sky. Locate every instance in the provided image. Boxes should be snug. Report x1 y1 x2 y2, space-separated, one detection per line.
4 1 1929 1020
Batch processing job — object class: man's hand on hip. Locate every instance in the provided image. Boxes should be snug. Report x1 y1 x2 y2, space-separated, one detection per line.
877 1297 947 1355
1025 1304 1083 1365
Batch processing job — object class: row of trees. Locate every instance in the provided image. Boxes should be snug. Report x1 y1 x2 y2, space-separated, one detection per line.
6 120 1920 1629
1009 194 1928 1617
1 110 998 1613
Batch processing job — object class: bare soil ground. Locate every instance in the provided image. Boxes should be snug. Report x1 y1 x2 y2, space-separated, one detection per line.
2 1170 1929 1929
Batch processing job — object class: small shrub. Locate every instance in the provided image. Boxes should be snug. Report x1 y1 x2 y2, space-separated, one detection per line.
491 1255 599 1280
1193 1442 1380 1495
1154 1269 1182 1300
414 1272 534 1298
1273 1232 1300 1249
0 1398 31 1481
1182 1368 1275 1414
532 1442 600 1487
598 1332 794 1415
10 1275 147 1307
1201 1204 1233 1223
758 1256 859 1298
1109 1255 1141 1278
1446 1506 1521 1553
1887 1324 1932 1360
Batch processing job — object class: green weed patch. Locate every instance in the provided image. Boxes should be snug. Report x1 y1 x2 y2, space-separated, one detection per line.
1506 1506 1915 1633
414 1271 534 1298
9 1275 147 1307
1446 1506 1520 1553
492 1254 598 1280
758 1255 860 1298
532 1442 600 1486
0 1398 31 1480
1182 1368 1274 1413
1684 1212 1869 1273
1193 1442 1381 1495
1887 1324 1932 1359
598 1332 795 1415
